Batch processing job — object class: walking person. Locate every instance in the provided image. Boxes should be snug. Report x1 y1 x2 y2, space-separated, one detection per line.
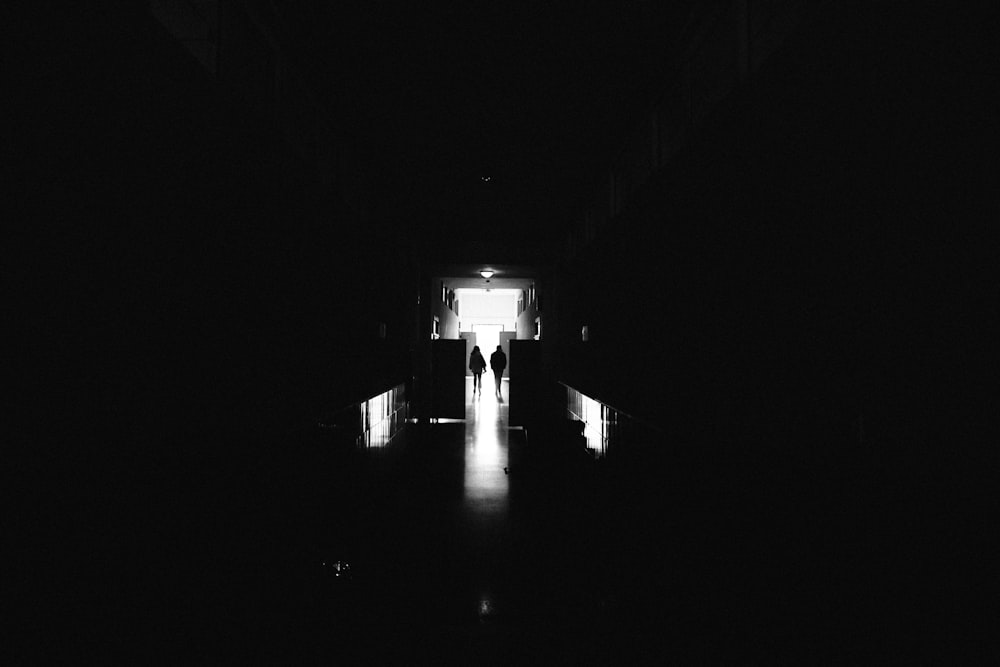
489 344 507 398
469 345 486 395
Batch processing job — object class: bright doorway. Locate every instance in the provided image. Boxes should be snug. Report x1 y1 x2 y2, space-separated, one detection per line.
457 288 518 377
472 324 504 365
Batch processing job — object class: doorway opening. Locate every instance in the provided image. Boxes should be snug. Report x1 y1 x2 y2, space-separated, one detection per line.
471 324 504 369
456 288 518 377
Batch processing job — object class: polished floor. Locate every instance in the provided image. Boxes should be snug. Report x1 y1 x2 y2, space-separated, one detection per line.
135 377 988 663
176 377 640 661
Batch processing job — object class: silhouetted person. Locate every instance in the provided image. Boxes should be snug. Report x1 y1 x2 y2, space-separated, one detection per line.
469 345 486 395
489 345 507 397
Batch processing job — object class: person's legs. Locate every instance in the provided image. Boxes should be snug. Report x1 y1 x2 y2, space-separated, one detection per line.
494 371 502 396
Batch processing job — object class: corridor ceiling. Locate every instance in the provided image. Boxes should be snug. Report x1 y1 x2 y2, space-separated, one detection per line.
271 2 695 263
434 263 538 290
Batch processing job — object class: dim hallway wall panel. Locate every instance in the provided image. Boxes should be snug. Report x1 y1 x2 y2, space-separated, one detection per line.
546 4 996 484
13 7 417 650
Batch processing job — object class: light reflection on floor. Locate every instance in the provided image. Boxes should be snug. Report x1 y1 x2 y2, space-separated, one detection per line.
463 378 509 515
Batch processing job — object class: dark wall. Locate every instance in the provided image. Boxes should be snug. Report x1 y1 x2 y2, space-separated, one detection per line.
22 6 416 434
549 5 995 482
15 6 414 645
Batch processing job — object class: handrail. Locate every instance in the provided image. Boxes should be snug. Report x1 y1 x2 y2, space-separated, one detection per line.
319 382 409 449
556 381 663 434
558 381 664 459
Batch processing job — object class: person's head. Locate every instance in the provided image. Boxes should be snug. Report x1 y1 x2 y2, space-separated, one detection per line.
497 345 503 351
472 346 480 353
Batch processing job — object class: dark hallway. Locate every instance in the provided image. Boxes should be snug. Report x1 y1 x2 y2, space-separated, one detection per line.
12 2 997 662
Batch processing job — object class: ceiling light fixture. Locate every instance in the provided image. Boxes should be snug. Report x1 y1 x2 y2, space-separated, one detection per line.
479 270 495 279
